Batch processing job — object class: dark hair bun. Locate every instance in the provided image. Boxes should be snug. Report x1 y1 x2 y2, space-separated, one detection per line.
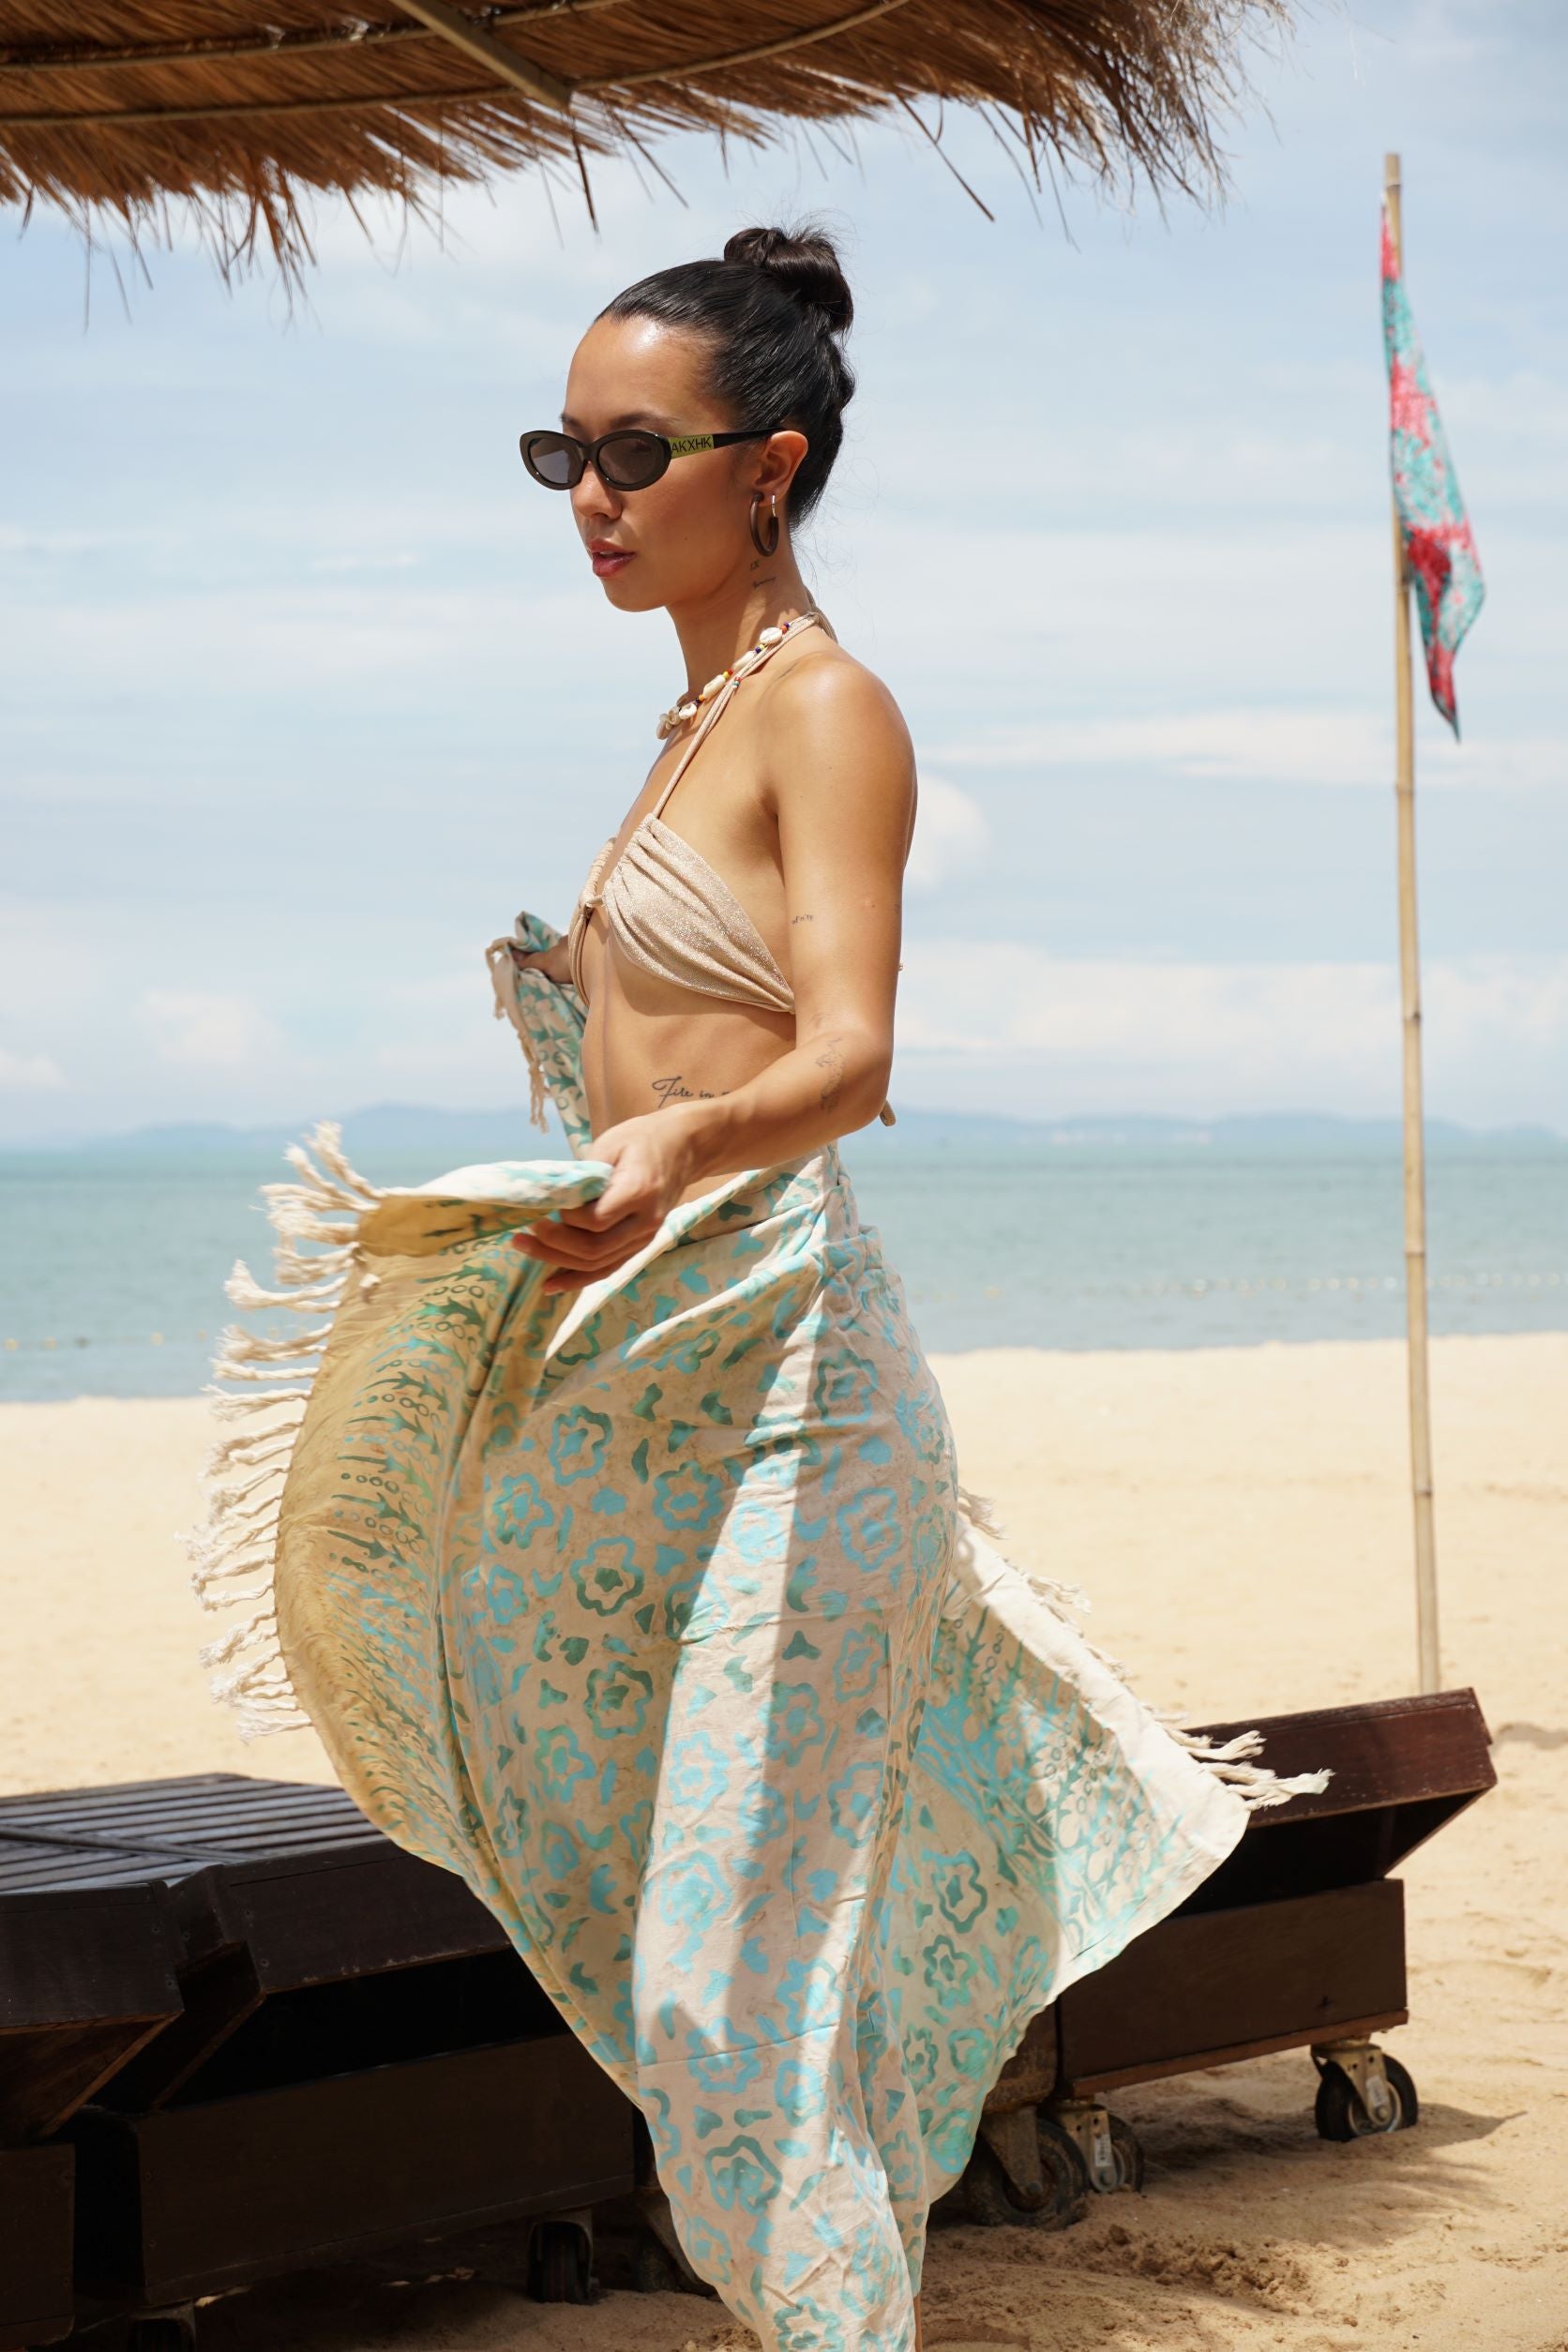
723 223 853 338
600 220 855 521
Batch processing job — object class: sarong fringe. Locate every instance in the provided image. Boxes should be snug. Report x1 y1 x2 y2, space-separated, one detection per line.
187 1120 1333 1809
204 1425 299 1472
203 1354 315 1387
186 1120 384 1741
207 1466 287 1511
487 936 552 1134
225 1263 345 1312
953 1484 1331 1815
214 1319 335 1366
1155 1721 1331 1810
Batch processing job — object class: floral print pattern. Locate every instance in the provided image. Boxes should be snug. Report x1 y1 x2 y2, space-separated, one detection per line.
270 917 1252 2352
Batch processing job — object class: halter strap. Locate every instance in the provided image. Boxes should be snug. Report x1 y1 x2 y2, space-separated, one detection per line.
651 612 822 822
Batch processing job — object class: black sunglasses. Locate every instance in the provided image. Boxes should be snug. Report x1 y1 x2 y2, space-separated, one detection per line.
520 424 781 493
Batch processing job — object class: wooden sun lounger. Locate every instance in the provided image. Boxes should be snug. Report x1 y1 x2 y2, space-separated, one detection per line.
0 1776 635 2349
949 1687 1496 2226
0 1832 185 2352
0 1688 1495 2342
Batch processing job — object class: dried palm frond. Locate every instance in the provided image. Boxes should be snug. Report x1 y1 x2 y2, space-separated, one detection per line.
0 1 1292 283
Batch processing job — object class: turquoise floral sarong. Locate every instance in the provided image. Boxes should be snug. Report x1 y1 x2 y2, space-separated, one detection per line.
191 911 1323 2352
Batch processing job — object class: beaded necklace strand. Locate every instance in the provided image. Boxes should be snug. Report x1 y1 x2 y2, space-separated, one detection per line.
654 608 821 740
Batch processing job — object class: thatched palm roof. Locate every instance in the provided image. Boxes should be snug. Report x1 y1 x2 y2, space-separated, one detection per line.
1 2 1288 279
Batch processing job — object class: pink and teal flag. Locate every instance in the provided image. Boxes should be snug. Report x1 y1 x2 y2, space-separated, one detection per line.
1381 204 1485 734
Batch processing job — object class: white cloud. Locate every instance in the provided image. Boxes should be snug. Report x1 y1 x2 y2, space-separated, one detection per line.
9 583 538 697
893 944 1568 1121
371 1010 534 1100
0 523 139 559
308 550 422 576
141 991 285 1071
0 1048 66 1092
7 3 1564 1146
897 947 1395 1064
1424 953 1568 1052
927 710 1563 794
906 775 991 890
936 710 1388 789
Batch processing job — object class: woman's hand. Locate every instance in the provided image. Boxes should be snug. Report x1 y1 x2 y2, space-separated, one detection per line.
511 1111 697 1293
509 939 573 988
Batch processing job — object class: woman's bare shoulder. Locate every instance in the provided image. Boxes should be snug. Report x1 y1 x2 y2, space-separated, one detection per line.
760 633 913 787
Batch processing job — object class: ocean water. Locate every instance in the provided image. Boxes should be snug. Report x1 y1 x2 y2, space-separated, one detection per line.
3 1128 1564 1402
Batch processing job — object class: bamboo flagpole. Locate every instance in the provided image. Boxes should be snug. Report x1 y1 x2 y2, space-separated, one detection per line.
1380 152 1485 1694
1383 152 1440 1694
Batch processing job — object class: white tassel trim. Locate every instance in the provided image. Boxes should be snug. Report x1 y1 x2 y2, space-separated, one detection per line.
188 1130 1331 1811
487 935 552 1133
185 1121 384 1741
953 1484 1331 1816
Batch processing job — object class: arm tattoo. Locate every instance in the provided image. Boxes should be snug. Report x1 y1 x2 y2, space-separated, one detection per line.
813 1037 846 1111
791 912 814 925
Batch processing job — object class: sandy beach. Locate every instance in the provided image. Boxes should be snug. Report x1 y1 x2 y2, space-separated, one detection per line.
4 1331 1563 2351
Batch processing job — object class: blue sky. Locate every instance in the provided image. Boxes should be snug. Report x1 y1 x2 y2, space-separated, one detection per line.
4 0 1564 1144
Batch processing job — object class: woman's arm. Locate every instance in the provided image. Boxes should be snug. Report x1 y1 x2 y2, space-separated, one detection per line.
672 657 913 1168
516 657 914 1291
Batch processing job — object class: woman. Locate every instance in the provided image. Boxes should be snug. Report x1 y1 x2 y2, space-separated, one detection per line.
195 224 1320 2352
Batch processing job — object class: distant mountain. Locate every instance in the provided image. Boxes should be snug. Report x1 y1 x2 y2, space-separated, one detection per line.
50 1104 574 1162
17 1101 1565 1157
855 1107 1568 1152
0 1109 519 1160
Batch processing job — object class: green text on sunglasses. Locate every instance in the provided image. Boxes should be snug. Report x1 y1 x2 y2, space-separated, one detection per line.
519 424 782 492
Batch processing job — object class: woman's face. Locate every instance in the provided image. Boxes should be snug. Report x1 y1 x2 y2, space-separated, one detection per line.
556 313 803 612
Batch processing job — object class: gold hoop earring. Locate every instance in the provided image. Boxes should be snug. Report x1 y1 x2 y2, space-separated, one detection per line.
749 490 780 558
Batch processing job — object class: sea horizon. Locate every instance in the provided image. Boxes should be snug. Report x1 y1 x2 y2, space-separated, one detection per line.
4 1108 1564 1402
7 1099 1567 1157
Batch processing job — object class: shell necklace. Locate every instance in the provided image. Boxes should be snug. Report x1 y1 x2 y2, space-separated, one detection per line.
655 608 822 740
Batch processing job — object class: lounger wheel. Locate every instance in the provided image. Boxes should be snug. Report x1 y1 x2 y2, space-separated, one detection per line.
632 2229 720 2297
633 2231 685 2295
629 2186 720 2298
1313 2051 1419 2140
1102 2113 1145 2193
1043 2097 1145 2195
126 2314 199 2352
959 2111 1091 2229
527 2216 596 2303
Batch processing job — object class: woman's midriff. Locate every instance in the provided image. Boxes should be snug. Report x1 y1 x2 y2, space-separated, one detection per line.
576 935 798 1207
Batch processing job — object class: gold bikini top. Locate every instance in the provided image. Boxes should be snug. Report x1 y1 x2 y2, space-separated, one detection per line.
567 615 896 1125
